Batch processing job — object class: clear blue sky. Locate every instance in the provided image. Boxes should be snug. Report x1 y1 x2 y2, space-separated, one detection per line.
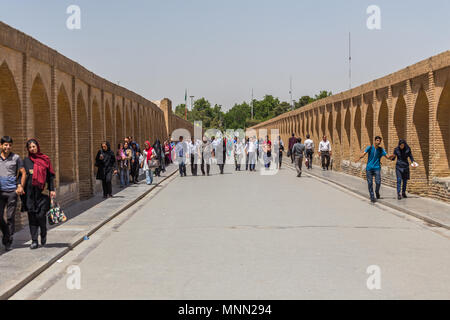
1 0 449 110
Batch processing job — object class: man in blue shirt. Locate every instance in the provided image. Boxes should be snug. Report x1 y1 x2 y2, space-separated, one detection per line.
356 136 391 203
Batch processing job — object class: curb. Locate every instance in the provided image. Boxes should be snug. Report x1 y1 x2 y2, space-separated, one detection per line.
283 162 450 230
1 168 179 300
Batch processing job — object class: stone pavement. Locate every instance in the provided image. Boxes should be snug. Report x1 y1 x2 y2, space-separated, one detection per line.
284 161 450 229
0 165 178 299
11 162 450 300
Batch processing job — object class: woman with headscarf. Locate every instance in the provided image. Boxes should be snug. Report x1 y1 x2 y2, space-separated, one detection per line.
164 140 172 165
142 141 156 185
130 142 140 183
390 139 418 200
152 139 163 177
20 139 56 249
95 141 117 198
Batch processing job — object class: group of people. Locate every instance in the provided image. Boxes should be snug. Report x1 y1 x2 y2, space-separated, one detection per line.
0 128 420 252
286 132 418 203
95 136 175 198
0 136 56 251
172 134 287 177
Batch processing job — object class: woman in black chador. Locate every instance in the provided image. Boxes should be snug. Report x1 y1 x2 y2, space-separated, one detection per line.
95 141 117 198
390 139 417 200
21 139 56 249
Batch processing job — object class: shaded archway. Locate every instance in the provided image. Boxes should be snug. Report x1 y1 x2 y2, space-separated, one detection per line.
125 107 132 139
57 85 74 183
0 62 22 155
105 101 113 146
321 111 326 139
343 107 351 158
92 97 103 155
394 95 407 143
365 104 374 146
133 109 139 143
411 88 430 187
436 81 450 177
354 105 362 152
327 111 333 143
116 105 123 145
378 99 389 151
76 91 91 199
30 74 52 159
335 108 342 144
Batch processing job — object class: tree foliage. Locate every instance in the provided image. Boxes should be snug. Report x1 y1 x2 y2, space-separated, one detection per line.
174 90 332 130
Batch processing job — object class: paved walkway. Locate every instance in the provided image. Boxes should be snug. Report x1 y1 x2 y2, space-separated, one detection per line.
11 163 450 300
0 165 178 299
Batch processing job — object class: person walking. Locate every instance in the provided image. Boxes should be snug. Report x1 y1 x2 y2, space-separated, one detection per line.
234 138 244 171
217 138 227 174
152 139 163 177
201 138 212 176
0 136 26 251
175 136 187 177
304 134 314 170
130 142 140 183
142 141 155 185
95 141 117 199
247 136 257 172
164 140 172 165
275 135 285 169
292 138 306 177
263 136 272 169
188 137 199 176
20 139 56 249
390 139 418 200
288 133 296 164
318 135 332 171
244 138 250 171
356 136 391 203
117 142 131 188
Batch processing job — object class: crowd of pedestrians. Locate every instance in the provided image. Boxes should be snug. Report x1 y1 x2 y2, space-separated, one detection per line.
0 129 421 252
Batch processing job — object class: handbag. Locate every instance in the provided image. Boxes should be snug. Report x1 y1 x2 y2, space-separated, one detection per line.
149 158 160 168
47 199 67 225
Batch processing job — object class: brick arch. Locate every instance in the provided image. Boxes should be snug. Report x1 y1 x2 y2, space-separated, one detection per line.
394 95 407 143
125 105 132 138
301 114 306 137
320 110 326 139
436 80 450 177
92 97 103 154
327 111 333 143
343 106 351 159
354 105 362 152
377 99 389 151
335 107 342 144
115 104 123 145
30 73 52 159
411 88 430 188
76 91 91 199
0 61 23 155
133 108 139 143
105 100 113 146
57 84 74 183
365 103 374 146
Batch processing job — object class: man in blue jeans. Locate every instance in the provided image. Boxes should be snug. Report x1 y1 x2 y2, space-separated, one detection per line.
356 136 391 203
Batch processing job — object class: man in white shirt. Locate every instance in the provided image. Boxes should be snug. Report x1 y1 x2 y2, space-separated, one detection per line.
188 138 200 176
246 137 257 171
318 135 332 171
175 136 187 177
304 134 315 170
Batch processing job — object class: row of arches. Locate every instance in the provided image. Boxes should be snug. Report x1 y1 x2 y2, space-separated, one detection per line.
263 79 450 187
0 60 168 201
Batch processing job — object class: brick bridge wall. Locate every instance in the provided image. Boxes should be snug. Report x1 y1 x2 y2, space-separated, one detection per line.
252 51 450 203
0 22 194 226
